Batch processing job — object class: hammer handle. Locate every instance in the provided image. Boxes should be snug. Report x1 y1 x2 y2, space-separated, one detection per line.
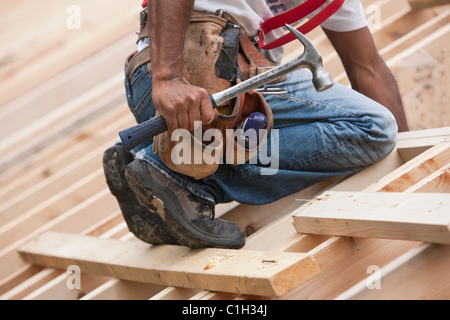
119 95 218 151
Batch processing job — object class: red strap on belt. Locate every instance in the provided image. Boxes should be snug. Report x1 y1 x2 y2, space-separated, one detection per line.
259 0 345 50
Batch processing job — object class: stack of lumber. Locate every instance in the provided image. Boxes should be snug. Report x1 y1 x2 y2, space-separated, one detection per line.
0 0 449 300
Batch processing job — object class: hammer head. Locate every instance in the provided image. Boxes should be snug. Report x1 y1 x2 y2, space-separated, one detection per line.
285 24 333 92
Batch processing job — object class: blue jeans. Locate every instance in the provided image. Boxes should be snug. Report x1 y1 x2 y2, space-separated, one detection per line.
124 64 397 206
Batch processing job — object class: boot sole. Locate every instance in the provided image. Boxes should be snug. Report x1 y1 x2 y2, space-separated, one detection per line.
103 146 179 245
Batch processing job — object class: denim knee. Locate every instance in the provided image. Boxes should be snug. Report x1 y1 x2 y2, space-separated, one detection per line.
365 104 398 163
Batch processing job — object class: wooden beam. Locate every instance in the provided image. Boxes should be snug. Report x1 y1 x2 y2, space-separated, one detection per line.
409 0 450 10
18 231 320 297
396 128 450 162
367 141 450 192
388 25 450 131
396 127 450 148
292 191 450 244
278 237 418 300
79 279 166 301
0 1 137 107
336 243 450 300
0 188 117 282
404 164 450 193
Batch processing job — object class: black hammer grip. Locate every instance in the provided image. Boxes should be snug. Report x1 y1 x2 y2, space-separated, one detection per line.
119 115 168 151
119 95 218 151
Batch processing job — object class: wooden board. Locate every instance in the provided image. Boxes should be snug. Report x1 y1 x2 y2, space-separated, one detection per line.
336 242 450 299
18 231 320 297
370 141 450 192
292 191 450 244
388 25 450 130
409 0 450 10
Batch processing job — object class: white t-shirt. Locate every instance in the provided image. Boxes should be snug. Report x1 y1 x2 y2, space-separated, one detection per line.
193 0 367 63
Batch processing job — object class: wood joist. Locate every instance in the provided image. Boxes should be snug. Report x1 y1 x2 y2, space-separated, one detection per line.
409 0 450 10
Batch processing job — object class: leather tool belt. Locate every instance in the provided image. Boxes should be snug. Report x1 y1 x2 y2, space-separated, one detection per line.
125 9 281 180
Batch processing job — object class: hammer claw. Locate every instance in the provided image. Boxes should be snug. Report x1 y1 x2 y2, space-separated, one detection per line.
285 23 334 91
284 24 310 51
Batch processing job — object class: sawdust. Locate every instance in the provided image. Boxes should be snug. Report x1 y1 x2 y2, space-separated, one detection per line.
203 253 236 270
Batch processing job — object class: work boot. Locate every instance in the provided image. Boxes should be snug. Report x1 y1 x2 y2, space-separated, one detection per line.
124 159 246 249
103 144 179 245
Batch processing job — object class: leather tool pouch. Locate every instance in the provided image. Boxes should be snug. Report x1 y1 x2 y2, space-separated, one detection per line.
146 11 277 180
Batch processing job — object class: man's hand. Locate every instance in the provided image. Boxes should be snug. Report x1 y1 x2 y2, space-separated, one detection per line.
152 77 218 133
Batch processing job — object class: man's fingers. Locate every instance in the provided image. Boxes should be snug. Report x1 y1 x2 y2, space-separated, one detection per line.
163 109 178 134
188 100 202 131
200 93 217 125
153 80 217 132
177 109 190 131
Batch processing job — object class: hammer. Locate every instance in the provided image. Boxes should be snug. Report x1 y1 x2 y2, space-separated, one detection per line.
119 24 333 151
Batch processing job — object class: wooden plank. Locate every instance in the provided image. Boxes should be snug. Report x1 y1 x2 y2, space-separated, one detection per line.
405 164 450 193
277 238 418 300
0 77 125 175
0 169 108 251
0 1 136 106
367 141 450 192
0 106 129 201
0 150 108 227
0 269 61 300
397 127 450 142
79 279 166 301
333 14 450 131
149 287 201 300
1 216 128 300
0 189 117 282
379 8 450 62
293 191 450 244
79 179 336 300
409 0 450 10
0 34 134 141
336 243 450 299
18 231 320 297
388 25 450 131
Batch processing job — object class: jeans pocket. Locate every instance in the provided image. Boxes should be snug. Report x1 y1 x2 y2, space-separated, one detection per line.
130 64 148 86
124 65 156 124
124 73 139 120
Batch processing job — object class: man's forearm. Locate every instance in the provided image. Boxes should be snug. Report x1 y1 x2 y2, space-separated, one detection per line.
148 0 194 82
324 27 409 132
145 0 216 132
347 55 409 132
